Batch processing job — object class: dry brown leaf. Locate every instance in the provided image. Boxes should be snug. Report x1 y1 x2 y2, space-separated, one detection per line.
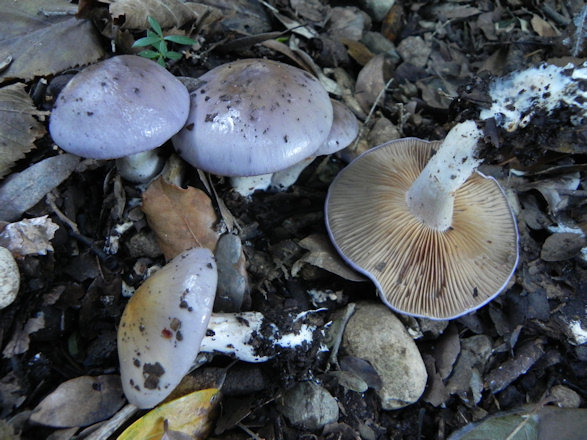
531 14 559 37
354 54 392 114
0 215 59 258
142 177 219 260
0 83 46 179
2 314 45 358
292 234 366 282
0 4 105 83
29 375 125 428
105 0 197 29
0 154 80 222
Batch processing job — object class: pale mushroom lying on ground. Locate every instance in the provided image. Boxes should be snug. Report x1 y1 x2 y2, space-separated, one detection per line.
171 58 335 196
49 55 190 183
325 121 520 320
118 247 324 409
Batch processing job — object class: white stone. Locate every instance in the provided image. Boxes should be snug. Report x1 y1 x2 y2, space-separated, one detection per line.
342 302 427 409
0 247 20 309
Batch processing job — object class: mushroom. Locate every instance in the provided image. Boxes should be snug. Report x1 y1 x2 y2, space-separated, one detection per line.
49 55 190 183
118 247 323 408
171 58 334 195
270 99 360 191
325 121 519 320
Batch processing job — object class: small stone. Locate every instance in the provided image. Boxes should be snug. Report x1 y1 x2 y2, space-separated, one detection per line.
358 0 395 23
549 385 582 408
361 31 401 63
277 381 339 430
342 302 427 409
396 36 431 68
0 247 20 309
214 234 249 312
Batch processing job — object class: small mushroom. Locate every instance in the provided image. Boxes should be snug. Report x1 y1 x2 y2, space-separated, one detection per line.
270 99 360 191
172 58 334 195
325 121 519 320
49 55 190 182
118 247 323 408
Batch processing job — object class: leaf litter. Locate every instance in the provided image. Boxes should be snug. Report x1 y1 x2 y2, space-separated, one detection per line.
0 0 585 439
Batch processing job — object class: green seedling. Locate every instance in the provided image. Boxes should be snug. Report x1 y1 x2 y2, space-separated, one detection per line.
133 16 195 67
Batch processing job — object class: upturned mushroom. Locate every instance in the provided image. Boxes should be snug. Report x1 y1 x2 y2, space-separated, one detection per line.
49 55 190 182
325 121 519 320
118 247 323 408
171 58 335 195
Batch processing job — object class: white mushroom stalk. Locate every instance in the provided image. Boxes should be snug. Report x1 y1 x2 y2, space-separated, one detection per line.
201 310 325 363
405 121 483 231
407 62 586 232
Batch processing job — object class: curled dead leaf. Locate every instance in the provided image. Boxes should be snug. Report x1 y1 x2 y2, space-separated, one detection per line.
141 177 219 260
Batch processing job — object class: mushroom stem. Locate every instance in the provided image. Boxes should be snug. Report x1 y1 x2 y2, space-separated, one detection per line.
405 121 483 231
230 174 273 197
200 310 325 363
116 149 165 183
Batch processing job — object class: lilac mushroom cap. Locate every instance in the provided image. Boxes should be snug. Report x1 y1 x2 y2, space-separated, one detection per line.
172 58 334 176
315 99 359 156
49 55 190 159
117 247 217 408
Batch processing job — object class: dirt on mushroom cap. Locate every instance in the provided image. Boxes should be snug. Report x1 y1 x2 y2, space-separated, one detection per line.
172 58 334 176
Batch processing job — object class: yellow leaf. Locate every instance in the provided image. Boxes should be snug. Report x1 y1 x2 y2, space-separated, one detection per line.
118 388 220 440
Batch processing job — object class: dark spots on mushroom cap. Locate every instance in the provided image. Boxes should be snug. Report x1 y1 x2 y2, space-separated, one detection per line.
161 328 173 339
86 111 94 116
133 87 140 94
283 135 289 143
143 362 165 390
205 113 218 123
170 318 181 332
206 329 215 337
207 262 214 269
133 358 141 368
472 287 479 297
176 330 183 341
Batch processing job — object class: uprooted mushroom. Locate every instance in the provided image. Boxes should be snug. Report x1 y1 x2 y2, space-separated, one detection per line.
325 62 586 320
118 247 325 409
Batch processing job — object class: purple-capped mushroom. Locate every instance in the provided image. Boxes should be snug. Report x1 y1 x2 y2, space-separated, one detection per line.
271 99 360 191
49 55 190 182
172 59 334 194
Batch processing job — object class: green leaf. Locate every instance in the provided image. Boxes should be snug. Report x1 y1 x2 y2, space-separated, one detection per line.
165 51 182 60
157 58 166 67
164 35 195 45
147 16 163 37
155 40 168 56
137 50 161 59
132 36 161 48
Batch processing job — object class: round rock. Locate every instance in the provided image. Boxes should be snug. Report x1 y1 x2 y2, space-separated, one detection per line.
342 302 427 409
277 381 339 430
172 58 333 176
0 247 19 309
